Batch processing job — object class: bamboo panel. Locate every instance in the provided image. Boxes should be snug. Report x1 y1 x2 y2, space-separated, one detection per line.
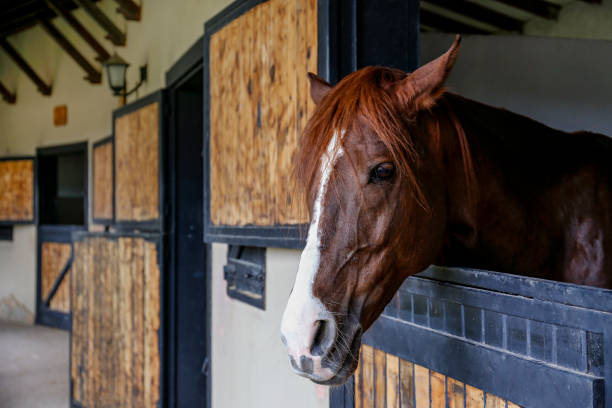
40 242 71 313
115 103 159 222
93 141 113 220
0 159 34 221
354 346 523 407
209 0 317 226
71 236 161 408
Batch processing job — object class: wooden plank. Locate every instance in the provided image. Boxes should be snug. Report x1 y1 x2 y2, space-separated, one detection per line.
485 393 505 408
414 364 429 408
354 347 363 408
93 141 113 220
466 384 485 408
430 370 446 408
399 359 415 408
447 377 465 408
386 354 400 408
362 344 375 408
115 103 159 222
374 348 386 407
143 241 161 407
0 159 34 221
507 402 522 408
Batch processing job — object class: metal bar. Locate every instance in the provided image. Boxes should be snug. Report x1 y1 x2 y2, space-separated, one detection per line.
420 9 492 35
47 0 110 62
43 249 73 307
38 19 102 83
113 0 141 21
494 0 560 20
424 0 523 32
0 81 16 103
0 38 52 95
73 0 126 45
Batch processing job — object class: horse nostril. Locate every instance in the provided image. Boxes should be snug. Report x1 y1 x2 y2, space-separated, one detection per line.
310 319 334 357
300 356 314 374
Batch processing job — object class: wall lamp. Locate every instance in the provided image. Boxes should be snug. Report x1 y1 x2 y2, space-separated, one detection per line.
103 52 147 96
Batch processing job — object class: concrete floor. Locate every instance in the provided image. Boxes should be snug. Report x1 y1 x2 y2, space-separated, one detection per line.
0 320 69 408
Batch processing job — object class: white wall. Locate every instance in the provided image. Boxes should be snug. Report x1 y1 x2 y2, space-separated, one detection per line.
211 244 329 408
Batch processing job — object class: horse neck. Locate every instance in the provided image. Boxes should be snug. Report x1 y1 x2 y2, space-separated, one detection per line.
422 94 548 273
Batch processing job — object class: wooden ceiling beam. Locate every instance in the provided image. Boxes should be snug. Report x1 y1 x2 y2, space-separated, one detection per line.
580 0 602 3
46 0 110 62
38 19 101 83
0 38 52 95
420 9 492 35
0 81 16 104
114 0 141 21
493 0 560 20
73 0 126 46
424 0 523 32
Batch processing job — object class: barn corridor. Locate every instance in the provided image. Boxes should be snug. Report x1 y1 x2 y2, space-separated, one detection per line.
0 320 69 408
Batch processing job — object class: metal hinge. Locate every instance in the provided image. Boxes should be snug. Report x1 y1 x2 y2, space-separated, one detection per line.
201 357 210 376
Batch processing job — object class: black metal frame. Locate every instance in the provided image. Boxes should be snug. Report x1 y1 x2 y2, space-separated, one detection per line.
112 90 166 232
224 245 266 310
202 0 337 249
0 155 37 225
164 34 211 408
91 135 114 225
68 231 166 408
331 266 612 407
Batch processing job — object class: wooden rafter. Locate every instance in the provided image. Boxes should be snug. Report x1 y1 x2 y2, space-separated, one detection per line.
420 9 491 35
73 0 126 46
0 38 52 95
46 0 110 62
38 19 101 83
494 0 560 20
424 0 523 32
114 0 141 21
0 81 16 104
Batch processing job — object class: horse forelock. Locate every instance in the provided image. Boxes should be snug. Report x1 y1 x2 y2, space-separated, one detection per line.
295 66 428 211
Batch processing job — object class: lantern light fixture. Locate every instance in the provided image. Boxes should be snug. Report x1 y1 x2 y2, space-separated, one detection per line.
103 52 147 96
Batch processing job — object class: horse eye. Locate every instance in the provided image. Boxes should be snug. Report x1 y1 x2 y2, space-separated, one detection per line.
370 162 395 182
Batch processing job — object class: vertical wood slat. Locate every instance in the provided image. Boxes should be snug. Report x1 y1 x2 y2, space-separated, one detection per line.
447 378 465 408
400 359 415 408
93 141 113 220
115 103 159 222
374 348 386 407
0 159 34 221
355 347 363 408
71 236 160 408
209 0 317 227
414 364 429 408
485 393 505 408
362 344 375 408
466 384 485 408
431 371 446 408
386 354 400 408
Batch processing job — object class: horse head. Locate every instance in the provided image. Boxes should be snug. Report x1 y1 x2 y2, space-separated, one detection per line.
281 37 467 385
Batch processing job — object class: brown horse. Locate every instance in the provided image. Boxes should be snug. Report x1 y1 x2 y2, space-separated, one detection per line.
280 36 612 385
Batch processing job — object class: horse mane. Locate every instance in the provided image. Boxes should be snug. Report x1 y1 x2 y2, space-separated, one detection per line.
294 66 477 213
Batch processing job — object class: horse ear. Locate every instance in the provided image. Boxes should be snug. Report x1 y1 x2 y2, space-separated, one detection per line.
308 72 332 104
399 35 461 110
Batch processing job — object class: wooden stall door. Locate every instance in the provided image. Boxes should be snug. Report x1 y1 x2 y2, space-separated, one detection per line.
113 92 164 230
71 234 161 408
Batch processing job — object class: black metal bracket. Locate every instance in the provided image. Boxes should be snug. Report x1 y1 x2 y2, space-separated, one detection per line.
224 245 266 309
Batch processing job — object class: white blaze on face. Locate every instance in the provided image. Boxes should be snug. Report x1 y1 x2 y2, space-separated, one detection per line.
281 131 344 372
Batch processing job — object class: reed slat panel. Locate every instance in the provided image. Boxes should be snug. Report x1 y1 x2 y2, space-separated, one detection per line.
93 141 113 220
209 0 317 226
356 346 521 408
71 236 160 408
40 242 71 313
115 103 159 222
386 354 400 408
0 159 34 221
